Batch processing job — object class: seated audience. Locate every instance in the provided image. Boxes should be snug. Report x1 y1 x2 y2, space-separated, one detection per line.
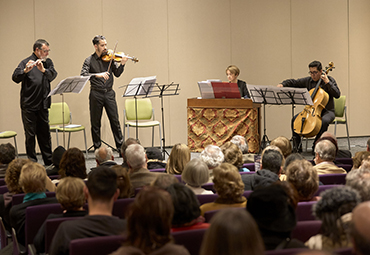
166 183 209 232
313 140 347 175
45 146 66 176
110 186 190 255
146 147 166 169
120 137 141 168
94 146 117 168
346 167 370 201
200 208 264 255
199 145 224 181
50 166 126 255
151 174 179 190
242 147 282 190
166 143 190 175
321 131 352 158
352 151 370 170
33 177 87 253
286 159 320 202
351 201 370 255
54 147 87 184
247 183 306 250
0 143 16 178
182 158 213 194
270 136 292 159
220 141 248 172
200 163 246 216
111 165 132 198
230 135 254 163
10 162 58 246
306 186 361 251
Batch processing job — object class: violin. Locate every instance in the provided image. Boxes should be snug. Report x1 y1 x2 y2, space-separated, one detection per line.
293 62 335 138
102 49 139 63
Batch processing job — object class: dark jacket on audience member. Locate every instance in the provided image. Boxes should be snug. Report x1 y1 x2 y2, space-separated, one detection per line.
241 169 279 191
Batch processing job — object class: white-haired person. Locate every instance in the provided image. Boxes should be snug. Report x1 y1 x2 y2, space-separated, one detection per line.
199 145 224 181
182 158 213 194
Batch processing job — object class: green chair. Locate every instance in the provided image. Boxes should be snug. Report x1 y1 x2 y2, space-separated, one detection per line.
49 102 88 158
0 131 18 157
123 98 162 150
330 95 350 150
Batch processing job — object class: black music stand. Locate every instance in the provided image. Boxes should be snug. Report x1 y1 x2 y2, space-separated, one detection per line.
247 84 312 152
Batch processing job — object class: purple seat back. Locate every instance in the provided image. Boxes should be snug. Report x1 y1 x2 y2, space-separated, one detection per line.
196 194 218 205
335 158 353 166
337 164 352 172
265 248 309 255
204 207 244 223
239 171 254 175
112 198 135 219
335 247 353 255
174 174 183 183
0 185 9 195
12 192 56 206
243 190 253 199
0 178 5 186
296 201 317 221
319 174 347 185
45 217 80 253
149 168 165 172
242 163 255 171
69 235 125 255
314 184 342 196
291 220 322 242
172 228 207 255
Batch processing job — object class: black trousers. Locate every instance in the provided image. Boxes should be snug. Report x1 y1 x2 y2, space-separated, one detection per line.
21 107 52 165
292 110 335 150
89 89 123 150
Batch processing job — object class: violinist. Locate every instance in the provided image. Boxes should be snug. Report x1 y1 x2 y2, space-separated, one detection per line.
277 60 341 153
81 35 128 154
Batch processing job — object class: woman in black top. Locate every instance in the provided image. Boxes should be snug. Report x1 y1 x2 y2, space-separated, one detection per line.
226 65 250 98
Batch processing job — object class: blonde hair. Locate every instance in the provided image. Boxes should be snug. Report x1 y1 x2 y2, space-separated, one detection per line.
56 177 86 210
220 141 243 169
19 162 47 193
226 65 240 76
270 136 292 158
166 143 190 175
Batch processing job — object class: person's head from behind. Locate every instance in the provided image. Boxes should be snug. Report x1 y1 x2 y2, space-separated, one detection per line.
352 151 370 169
314 186 360 246
126 186 173 253
220 141 243 169
0 143 16 165
261 147 283 175
270 136 292 159
226 65 240 83
151 174 179 190
200 209 264 255
351 201 370 255
346 168 370 202
125 144 146 172
200 145 224 169
308 60 323 82
52 146 66 169
121 138 141 162
314 139 336 163
283 153 304 172
286 159 319 201
182 158 210 188
56 177 85 211
111 165 131 198
230 135 248 153
86 166 118 203
5 158 29 194
94 146 113 165
59 147 87 179
145 147 163 161
166 183 201 227
213 163 245 202
166 143 191 174
19 162 47 193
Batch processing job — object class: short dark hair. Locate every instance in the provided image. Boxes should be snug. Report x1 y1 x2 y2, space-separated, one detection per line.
87 166 117 201
33 39 49 51
92 35 106 45
309 60 322 71
261 149 283 174
166 183 201 227
0 143 16 164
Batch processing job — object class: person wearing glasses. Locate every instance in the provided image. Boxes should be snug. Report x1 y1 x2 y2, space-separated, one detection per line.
12 39 57 166
277 60 340 153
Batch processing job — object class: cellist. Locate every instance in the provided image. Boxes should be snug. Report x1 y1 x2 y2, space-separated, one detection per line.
277 60 341 154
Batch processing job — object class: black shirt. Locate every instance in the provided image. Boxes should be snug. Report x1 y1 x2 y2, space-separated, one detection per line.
12 53 57 110
80 52 125 90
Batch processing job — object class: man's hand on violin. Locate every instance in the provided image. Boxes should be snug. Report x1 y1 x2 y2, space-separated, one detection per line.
95 71 110 81
321 72 329 84
121 56 128 66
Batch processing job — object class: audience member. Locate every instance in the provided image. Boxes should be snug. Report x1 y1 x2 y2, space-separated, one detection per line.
110 186 190 255
199 145 224 180
306 186 361 251
111 165 132 198
220 141 247 171
10 162 58 246
367 138 370 152
166 143 190 175
33 177 87 253
45 146 66 176
120 137 141 168
166 183 209 232
346 168 370 201
126 144 163 189
56 147 87 184
94 146 117 168
241 148 282 190
50 166 126 255
150 174 179 190
283 153 304 172
270 136 292 159
321 131 352 158
351 201 370 255
247 184 306 250
313 140 346 174
182 158 213 194
286 159 320 202
146 147 166 170
200 208 264 255
230 134 249 155
0 143 16 178
352 151 370 170
200 163 246 216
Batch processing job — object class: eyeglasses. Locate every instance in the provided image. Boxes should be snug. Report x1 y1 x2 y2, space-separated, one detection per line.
38 48 50 53
308 71 319 75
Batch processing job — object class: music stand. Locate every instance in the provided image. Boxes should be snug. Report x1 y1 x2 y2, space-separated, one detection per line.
48 76 90 147
247 84 312 152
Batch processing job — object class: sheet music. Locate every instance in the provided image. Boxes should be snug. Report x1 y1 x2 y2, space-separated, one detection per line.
197 81 215 99
48 76 90 97
124 76 157 96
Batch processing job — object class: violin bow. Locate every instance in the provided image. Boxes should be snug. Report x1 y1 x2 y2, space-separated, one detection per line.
106 41 118 73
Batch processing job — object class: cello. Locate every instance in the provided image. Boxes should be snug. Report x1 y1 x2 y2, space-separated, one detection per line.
293 62 335 138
